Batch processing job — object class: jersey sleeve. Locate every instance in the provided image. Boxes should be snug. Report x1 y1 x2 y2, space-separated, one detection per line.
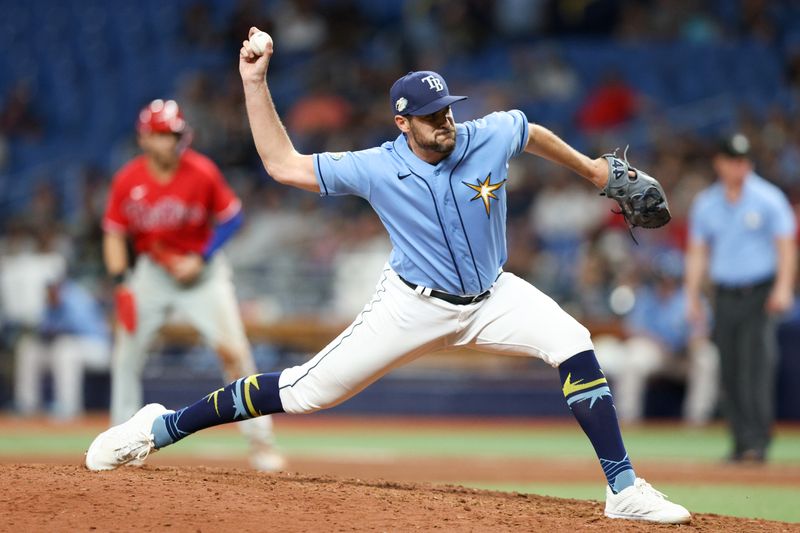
102 174 129 234
766 189 797 238
207 161 241 222
313 148 383 199
473 110 530 160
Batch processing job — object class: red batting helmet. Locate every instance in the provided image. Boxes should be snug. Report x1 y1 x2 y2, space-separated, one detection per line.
137 99 187 135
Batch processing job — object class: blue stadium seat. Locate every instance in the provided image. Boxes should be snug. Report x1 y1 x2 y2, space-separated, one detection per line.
0 4 792 216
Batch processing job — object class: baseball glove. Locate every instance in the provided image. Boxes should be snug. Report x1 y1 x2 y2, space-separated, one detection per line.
600 147 671 230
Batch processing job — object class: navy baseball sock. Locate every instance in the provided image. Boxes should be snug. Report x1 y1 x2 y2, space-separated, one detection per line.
151 372 284 449
559 350 635 494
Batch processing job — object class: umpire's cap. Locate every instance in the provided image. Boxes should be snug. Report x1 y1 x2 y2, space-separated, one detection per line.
390 71 467 116
718 132 751 158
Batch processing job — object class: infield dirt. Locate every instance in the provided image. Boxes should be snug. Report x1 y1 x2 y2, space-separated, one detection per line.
2 463 798 532
3 417 799 531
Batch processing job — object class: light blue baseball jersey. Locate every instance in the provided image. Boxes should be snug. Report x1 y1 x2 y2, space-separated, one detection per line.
314 110 529 295
689 173 796 286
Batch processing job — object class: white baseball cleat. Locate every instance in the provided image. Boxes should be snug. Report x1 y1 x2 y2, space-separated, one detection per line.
85 403 172 471
605 478 691 524
124 457 147 468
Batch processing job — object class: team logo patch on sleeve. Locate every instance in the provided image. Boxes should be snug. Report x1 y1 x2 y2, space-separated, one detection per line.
329 152 344 161
463 174 506 217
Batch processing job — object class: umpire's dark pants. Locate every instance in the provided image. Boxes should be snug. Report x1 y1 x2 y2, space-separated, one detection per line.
713 279 777 456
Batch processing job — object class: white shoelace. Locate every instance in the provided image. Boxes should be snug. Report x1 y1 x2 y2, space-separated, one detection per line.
114 431 154 464
635 479 668 500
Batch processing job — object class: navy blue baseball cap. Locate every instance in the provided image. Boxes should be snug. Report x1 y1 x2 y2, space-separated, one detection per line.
718 132 751 158
390 71 467 116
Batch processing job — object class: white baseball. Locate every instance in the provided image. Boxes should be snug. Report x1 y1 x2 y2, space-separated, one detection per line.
249 31 272 56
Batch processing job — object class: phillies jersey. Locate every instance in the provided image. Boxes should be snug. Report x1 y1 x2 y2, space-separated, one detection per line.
314 110 528 295
103 149 241 255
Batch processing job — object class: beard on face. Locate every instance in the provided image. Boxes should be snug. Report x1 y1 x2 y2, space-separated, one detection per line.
146 146 180 170
143 139 180 169
409 124 456 155
152 150 174 166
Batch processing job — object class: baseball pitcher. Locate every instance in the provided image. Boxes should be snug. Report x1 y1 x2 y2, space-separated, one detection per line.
101 99 284 471
88 31 688 523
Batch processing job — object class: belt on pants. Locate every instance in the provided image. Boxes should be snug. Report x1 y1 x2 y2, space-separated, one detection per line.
714 277 773 297
398 275 491 305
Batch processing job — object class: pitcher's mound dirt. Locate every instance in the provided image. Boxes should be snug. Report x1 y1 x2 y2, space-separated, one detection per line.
2 464 796 532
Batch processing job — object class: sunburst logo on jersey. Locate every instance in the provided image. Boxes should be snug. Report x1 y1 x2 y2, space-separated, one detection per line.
463 174 506 217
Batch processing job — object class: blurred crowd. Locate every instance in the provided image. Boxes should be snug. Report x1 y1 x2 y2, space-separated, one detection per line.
1 0 800 418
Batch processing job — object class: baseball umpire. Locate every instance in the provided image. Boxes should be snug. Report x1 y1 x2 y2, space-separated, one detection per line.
686 133 797 462
100 98 284 472
87 30 688 524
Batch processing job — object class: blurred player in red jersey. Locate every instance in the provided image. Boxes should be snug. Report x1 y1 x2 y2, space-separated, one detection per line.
102 99 285 471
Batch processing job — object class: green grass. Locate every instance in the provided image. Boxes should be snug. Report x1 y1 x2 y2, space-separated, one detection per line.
2 424 800 462
2 422 799 522
274 425 800 463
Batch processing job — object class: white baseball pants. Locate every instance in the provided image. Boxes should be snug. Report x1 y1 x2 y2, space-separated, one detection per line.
594 334 720 424
15 333 110 419
279 267 594 414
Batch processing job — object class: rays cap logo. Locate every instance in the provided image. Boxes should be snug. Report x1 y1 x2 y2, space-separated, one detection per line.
389 71 467 116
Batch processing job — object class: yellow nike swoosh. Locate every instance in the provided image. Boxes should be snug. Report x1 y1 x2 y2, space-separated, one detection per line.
562 373 608 397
